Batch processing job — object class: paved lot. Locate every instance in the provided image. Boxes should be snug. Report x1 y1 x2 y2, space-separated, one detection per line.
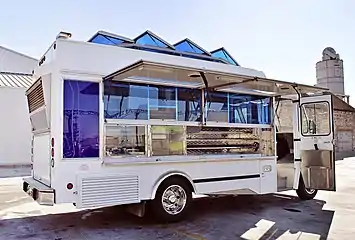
1 158 355 240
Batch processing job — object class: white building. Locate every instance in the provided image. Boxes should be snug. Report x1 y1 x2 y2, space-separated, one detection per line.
0 46 37 167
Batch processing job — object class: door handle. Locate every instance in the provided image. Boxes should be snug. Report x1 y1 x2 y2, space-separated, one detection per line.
323 139 336 145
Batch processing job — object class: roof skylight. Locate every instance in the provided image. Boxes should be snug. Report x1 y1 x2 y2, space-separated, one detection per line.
174 39 210 55
211 48 239 66
134 31 175 49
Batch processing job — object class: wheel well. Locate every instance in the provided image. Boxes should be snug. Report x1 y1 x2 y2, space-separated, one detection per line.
152 174 195 199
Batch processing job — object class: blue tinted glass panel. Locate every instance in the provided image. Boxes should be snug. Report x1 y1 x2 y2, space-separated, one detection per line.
188 42 205 54
124 45 225 63
211 50 225 60
177 88 202 121
90 34 124 45
206 92 228 122
175 41 192 52
212 50 237 65
136 33 169 48
229 93 271 124
149 85 176 120
105 36 124 44
175 41 204 54
63 80 99 158
104 82 148 119
224 52 238 65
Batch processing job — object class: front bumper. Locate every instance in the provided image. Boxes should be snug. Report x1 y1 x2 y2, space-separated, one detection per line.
23 177 55 206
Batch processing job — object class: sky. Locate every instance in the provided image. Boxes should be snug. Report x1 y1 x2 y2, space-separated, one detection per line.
1 0 354 105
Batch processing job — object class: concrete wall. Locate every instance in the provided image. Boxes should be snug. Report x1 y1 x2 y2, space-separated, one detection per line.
0 87 32 166
275 97 355 157
0 46 37 74
333 110 355 153
275 100 293 133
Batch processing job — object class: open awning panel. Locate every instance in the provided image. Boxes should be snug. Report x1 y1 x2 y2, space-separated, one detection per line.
103 60 329 96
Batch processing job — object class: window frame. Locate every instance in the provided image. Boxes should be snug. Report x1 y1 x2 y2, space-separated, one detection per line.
104 80 273 128
104 81 203 123
104 124 149 158
62 79 100 159
300 101 331 137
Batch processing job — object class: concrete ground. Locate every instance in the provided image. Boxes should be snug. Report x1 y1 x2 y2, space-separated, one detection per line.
1 158 355 240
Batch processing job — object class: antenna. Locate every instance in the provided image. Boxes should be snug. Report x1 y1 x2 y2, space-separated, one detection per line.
322 47 339 60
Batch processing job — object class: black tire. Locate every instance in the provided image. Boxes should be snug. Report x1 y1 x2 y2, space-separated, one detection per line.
149 177 192 223
296 175 317 200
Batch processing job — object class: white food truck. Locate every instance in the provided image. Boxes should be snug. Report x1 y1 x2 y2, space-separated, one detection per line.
23 31 336 222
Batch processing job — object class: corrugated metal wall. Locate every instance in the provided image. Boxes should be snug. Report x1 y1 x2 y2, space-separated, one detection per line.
0 72 32 88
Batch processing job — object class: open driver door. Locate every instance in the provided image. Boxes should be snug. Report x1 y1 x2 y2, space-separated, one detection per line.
299 93 336 191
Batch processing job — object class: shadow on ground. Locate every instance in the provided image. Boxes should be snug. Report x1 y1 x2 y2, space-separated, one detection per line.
336 151 355 161
1 193 334 240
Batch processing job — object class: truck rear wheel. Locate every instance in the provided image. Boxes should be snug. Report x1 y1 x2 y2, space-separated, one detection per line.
150 177 192 223
296 175 317 200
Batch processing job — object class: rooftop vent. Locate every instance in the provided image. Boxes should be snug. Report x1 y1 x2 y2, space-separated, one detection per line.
56 31 72 40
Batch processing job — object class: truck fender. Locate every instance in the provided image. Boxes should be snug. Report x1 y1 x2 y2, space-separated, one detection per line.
150 171 196 199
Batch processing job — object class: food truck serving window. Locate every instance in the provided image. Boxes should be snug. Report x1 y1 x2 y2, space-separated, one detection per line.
104 81 202 122
104 81 271 124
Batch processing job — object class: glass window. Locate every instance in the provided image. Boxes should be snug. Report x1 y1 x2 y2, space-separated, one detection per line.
175 40 205 54
211 49 238 65
149 85 176 120
229 94 271 124
151 126 186 156
104 82 204 122
104 82 148 120
63 80 99 158
206 92 228 122
301 102 330 136
90 34 124 45
177 88 202 121
123 45 225 64
186 126 265 155
105 125 146 157
135 33 169 48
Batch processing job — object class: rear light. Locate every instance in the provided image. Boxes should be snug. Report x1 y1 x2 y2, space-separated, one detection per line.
51 137 54 161
67 183 73 190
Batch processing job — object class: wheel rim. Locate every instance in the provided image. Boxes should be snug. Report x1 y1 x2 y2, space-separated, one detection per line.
161 185 187 215
305 188 315 195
